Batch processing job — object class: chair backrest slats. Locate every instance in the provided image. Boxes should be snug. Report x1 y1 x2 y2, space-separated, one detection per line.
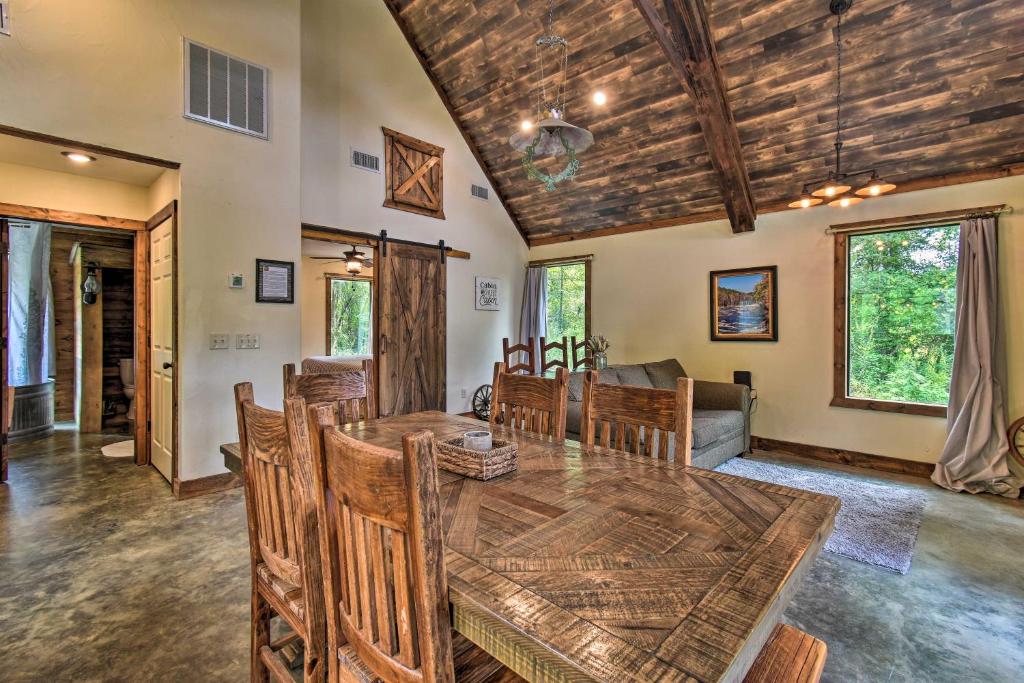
307 408 455 683
283 359 376 424
501 337 535 375
579 370 694 464
539 336 569 373
490 362 569 439
570 336 592 370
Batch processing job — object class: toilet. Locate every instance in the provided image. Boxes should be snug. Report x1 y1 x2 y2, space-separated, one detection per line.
119 359 136 421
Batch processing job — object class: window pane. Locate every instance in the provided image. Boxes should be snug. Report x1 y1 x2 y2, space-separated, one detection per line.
329 279 372 355
848 225 958 405
545 263 586 341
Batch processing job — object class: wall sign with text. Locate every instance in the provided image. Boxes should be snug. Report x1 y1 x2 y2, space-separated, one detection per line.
255 259 294 303
475 276 501 311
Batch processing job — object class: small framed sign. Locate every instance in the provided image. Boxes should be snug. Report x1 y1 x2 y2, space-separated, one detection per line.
475 276 500 311
255 259 294 303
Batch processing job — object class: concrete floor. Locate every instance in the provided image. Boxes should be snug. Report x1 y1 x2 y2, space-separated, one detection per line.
1 430 1021 682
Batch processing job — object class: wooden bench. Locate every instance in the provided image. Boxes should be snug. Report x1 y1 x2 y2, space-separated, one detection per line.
745 623 827 683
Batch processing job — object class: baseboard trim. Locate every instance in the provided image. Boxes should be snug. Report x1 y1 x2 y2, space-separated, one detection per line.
750 436 934 479
173 471 242 500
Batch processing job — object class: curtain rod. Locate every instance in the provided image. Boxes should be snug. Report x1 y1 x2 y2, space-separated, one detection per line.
826 204 1012 235
528 254 593 267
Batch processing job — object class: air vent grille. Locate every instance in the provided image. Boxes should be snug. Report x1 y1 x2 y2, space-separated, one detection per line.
351 149 381 173
471 184 489 200
184 38 268 139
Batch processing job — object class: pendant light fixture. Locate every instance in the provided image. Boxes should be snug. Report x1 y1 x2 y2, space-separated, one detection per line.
509 0 594 191
790 0 895 209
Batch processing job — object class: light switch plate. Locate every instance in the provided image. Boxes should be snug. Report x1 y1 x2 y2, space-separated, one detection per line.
210 333 229 350
235 334 260 350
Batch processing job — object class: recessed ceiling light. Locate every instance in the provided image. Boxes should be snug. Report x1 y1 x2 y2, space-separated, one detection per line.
592 91 607 106
62 151 97 164
520 120 534 132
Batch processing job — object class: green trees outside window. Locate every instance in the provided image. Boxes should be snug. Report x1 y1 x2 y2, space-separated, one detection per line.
329 277 372 356
545 262 587 342
847 224 959 405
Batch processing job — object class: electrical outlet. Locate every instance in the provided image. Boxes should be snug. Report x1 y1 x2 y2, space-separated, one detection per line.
235 334 260 350
210 333 229 350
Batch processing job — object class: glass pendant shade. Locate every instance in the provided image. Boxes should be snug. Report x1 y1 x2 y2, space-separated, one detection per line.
811 180 852 198
855 177 897 197
788 194 823 209
828 194 863 208
346 258 362 275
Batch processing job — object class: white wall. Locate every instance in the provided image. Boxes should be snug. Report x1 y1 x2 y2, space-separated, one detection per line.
0 1 302 480
530 175 1024 464
0 162 151 219
300 0 528 412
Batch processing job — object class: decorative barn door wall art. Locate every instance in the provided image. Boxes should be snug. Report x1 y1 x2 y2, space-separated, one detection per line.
382 127 445 220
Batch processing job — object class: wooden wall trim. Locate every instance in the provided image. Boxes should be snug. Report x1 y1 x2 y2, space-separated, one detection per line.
828 204 1007 234
172 471 242 500
0 203 146 231
380 0 529 246
633 0 756 234
526 164 1024 247
751 435 935 479
301 223 471 259
0 124 180 169
528 254 593 266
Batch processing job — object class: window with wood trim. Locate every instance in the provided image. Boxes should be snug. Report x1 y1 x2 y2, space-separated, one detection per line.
539 257 591 342
326 276 372 356
833 223 959 417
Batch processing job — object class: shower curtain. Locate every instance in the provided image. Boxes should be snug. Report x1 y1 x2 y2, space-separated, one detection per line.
8 222 56 386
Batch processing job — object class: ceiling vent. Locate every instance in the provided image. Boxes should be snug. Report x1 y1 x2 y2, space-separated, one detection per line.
471 184 489 200
184 38 268 139
351 148 381 173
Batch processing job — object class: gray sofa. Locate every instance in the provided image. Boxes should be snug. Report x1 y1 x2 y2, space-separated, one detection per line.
565 358 751 470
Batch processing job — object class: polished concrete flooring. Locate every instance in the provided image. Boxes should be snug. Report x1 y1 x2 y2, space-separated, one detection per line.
1 429 1021 682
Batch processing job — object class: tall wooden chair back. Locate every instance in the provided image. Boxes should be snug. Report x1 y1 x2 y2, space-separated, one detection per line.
579 370 694 464
570 336 592 370
501 337 535 375
233 383 325 681
490 362 569 439
539 336 569 373
283 359 376 424
307 412 455 683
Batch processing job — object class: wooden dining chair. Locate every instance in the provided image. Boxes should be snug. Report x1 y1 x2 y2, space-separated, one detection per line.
501 337 535 375
490 361 569 439
234 384 326 682
579 369 695 464
539 336 569 373
283 359 376 424
570 336 592 370
305 411 523 683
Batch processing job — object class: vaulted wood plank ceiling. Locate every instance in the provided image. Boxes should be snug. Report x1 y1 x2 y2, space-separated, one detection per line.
386 0 1024 243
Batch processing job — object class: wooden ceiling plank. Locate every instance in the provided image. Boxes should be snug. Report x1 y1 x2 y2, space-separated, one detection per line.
633 0 757 233
381 0 530 245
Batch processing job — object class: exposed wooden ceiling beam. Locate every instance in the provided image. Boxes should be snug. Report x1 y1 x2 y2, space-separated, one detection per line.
381 0 530 246
633 0 756 234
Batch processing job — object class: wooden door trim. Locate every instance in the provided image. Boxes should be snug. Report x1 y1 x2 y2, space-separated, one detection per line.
0 202 146 232
0 124 180 170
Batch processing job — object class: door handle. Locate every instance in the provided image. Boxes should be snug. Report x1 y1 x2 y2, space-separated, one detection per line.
162 362 173 370
380 334 387 354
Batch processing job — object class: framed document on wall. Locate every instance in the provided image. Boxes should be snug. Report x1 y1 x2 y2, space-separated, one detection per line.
255 259 294 303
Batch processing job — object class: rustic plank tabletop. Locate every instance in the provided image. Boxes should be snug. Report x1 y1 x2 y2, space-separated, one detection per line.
222 411 838 682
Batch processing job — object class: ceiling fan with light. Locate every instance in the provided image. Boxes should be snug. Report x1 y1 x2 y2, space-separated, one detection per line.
309 244 374 274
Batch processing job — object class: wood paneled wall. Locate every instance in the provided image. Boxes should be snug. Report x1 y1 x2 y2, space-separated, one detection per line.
50 228 133 424
101 268 134 428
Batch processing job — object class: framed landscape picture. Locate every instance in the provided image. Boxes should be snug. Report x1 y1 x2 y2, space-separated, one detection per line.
709 266 778 341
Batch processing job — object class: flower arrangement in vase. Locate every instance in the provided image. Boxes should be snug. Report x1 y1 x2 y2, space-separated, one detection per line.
586 335 610 370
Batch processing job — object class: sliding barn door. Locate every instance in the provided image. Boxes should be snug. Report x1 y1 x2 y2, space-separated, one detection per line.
147 203 176 482
377 242 446 416
1 219 8 481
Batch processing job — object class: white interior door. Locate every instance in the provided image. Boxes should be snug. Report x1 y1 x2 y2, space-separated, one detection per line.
149 215 174 482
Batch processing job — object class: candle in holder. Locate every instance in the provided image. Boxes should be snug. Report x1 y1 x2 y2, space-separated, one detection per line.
463 430 492 452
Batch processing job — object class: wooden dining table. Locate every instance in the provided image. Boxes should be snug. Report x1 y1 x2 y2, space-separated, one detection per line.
222 411 838 683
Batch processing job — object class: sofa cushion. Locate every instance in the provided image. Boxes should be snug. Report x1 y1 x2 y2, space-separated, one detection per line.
644 358 687 389
567 368 620 402
566 400 583 436
690 409 744 449
610 364 653 388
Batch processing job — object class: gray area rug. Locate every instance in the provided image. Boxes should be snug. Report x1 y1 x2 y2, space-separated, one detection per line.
714 457 927 574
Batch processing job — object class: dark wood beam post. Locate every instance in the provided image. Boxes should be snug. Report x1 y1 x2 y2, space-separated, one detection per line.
633 0 757 233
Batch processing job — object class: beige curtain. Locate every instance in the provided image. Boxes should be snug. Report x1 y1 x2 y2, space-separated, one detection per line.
518 266 547 371
932 216 1021 497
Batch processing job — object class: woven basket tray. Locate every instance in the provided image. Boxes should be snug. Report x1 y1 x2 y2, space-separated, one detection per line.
435 437 518 480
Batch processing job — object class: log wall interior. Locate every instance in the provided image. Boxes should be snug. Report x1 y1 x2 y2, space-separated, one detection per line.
385 0 1024 241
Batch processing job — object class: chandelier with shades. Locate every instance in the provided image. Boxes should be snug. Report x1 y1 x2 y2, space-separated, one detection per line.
789 0 896 209
509 0 595 191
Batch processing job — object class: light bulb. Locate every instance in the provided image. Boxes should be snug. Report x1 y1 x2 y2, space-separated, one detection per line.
592 91 607 106
520 120 533 132
825 185 837 197
62 151 96 164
